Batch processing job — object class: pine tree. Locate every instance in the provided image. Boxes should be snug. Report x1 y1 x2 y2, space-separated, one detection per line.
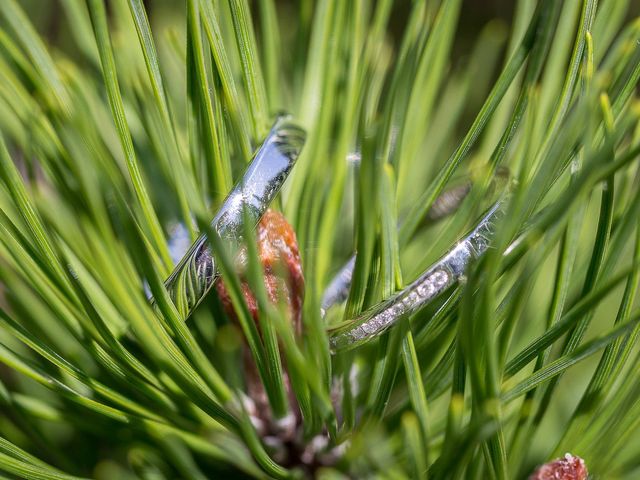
0 1 639 478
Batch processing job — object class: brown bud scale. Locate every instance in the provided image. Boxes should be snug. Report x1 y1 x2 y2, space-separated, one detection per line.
529 453 588 480
215 209 304 332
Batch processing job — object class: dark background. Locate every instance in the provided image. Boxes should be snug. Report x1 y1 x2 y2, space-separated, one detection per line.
24 0 520 48
19 1 640 67
20 1 640 72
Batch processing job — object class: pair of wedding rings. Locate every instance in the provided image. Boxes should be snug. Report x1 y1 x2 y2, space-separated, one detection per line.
149 116 508 353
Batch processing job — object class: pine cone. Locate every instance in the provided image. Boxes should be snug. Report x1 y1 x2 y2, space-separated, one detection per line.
529 454 588 480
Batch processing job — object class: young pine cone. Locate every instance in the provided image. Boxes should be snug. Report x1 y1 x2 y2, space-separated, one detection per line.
529 453 588 480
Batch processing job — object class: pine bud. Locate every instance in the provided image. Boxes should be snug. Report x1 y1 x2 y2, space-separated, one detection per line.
215 209 304 332
529 453 588 480
215 209 304 443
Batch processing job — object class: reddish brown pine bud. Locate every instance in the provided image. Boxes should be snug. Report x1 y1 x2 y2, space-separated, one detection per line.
215 210 304 441
529 454 588 480
215 208 304 333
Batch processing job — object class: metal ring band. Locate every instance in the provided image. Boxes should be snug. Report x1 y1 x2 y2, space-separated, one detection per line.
320 182 472 313
328 199 506 352
150 116 306 320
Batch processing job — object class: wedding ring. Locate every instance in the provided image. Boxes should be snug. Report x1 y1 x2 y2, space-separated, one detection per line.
320 182 472 313
151 116 306 320
328 198 506 352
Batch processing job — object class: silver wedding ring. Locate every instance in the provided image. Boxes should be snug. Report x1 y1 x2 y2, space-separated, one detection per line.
151 116 306 320
328 199 506 352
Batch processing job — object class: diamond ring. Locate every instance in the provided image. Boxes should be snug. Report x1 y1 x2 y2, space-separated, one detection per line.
328 198 507 352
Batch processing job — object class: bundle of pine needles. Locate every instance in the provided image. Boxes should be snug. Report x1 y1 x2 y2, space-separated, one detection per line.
0 0 639 478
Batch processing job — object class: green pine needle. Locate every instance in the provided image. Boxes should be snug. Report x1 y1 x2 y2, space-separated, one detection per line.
0 0 639 478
